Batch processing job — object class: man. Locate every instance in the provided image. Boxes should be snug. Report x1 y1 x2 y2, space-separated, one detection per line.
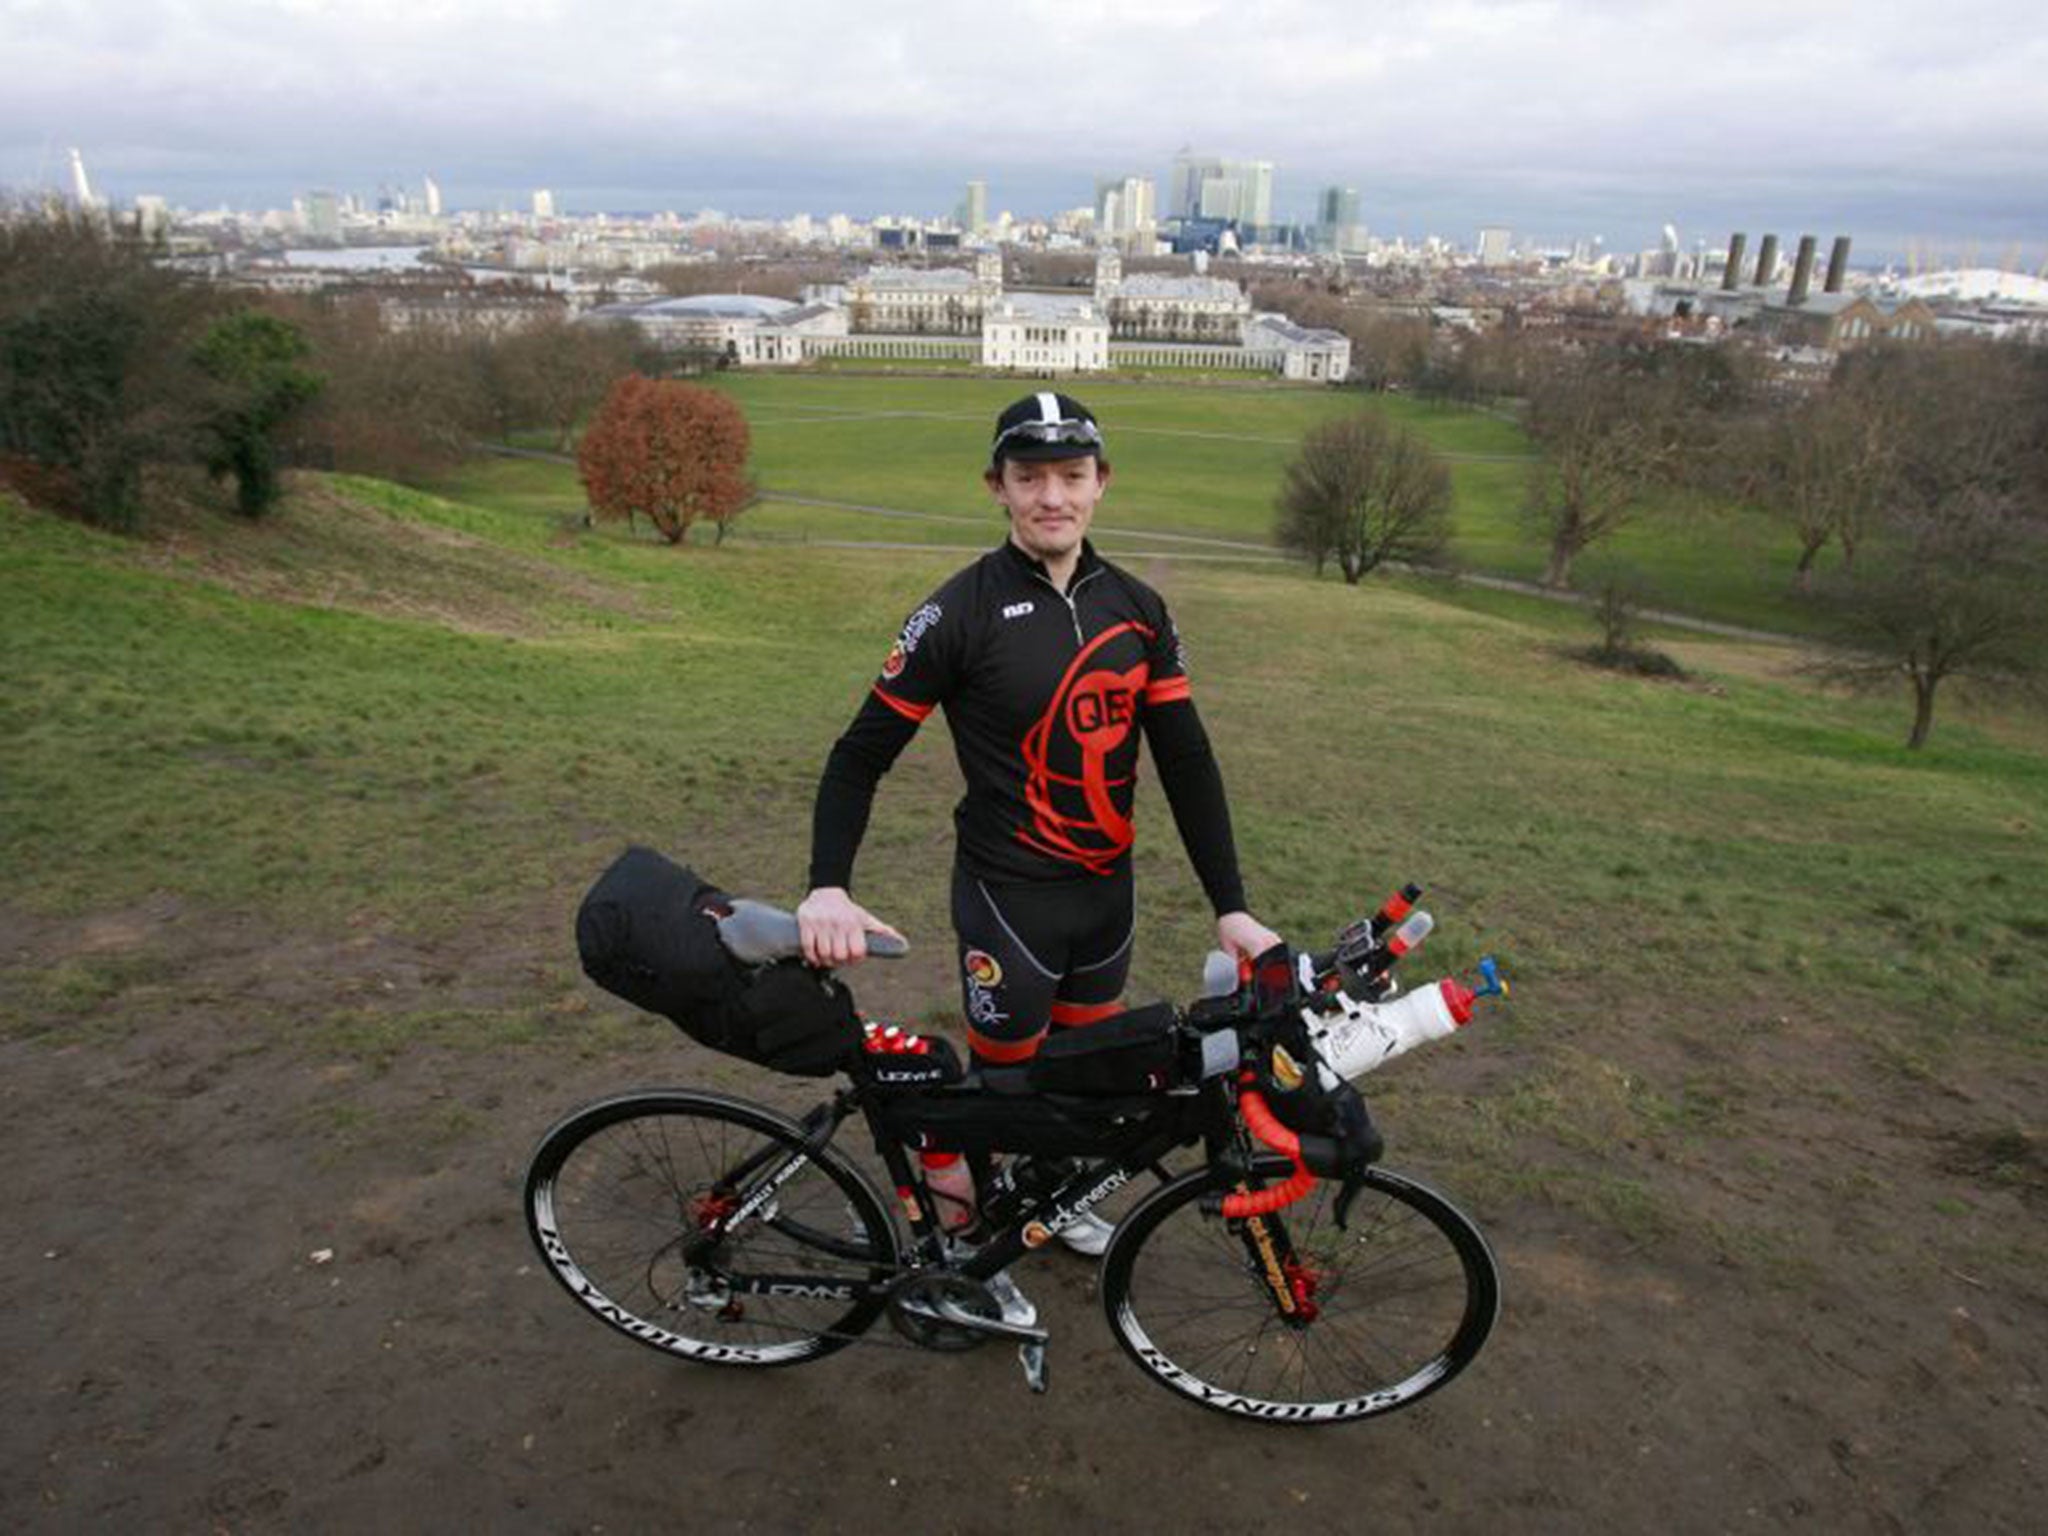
798 392 1279 1278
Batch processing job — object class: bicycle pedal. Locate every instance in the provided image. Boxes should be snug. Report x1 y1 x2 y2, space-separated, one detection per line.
1018 1340 1049 1394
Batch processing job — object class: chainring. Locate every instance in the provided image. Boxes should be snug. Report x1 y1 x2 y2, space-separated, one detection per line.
886 1270 999 1352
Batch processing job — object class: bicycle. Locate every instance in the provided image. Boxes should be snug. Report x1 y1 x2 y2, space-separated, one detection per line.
524 886 1507 1425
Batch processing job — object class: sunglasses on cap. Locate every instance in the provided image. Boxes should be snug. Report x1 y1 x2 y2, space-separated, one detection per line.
989 416 1104 463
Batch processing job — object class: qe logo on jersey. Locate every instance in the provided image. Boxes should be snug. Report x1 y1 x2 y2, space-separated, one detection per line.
1019 623 1158 874
1067 681 1135 742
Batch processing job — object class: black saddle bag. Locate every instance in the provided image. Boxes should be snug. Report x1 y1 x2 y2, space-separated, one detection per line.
574 845 861 1078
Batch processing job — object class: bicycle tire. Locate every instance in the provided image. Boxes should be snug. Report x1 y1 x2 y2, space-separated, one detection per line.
1100 1158 1499 1423
525 1089 901 1367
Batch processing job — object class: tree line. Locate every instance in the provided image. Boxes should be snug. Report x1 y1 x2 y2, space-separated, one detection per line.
1273 329 2048 747
0 205 665 526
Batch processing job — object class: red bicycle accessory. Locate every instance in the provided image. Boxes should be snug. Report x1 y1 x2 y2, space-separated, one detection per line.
862 1020 934 1055
1438 976 1478 1025
1221 1086 1317 1217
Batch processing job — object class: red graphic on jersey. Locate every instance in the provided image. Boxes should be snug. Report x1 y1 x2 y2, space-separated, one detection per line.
1017 622 1153 873
880 642 906 680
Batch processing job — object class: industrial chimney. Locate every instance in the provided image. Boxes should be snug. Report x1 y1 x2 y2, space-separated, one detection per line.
1788 235 1818 305
1722 233 1747 292
1754 234 1779 287
1824 236 1852 294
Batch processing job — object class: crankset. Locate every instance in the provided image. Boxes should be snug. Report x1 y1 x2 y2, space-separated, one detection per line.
886 1270 1048 1351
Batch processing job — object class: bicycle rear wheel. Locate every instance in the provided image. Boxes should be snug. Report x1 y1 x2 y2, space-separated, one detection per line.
1101 1158 1498 1423
525 1090 900 1367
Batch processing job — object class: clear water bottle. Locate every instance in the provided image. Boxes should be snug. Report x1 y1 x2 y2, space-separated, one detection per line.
921 1152 978 1231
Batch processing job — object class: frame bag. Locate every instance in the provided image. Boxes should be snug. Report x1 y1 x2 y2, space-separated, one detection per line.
1024 1003 1186 1095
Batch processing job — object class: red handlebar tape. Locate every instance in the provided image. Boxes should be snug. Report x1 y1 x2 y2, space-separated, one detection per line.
1221 1088 1316 1217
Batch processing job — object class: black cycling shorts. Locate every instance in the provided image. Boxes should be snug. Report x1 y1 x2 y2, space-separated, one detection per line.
950 863 1133 1065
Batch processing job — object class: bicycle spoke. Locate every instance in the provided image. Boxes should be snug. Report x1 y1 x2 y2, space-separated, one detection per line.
1104 1163 1495 1421
527 1093 900 1368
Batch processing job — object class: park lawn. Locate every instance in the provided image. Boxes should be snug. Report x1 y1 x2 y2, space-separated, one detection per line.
706 374 1837 632
458 373 1836 640
6 472 2045 1250
8 475 2044 1034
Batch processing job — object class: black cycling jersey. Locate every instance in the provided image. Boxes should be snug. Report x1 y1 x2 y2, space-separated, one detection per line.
810 538 1247 915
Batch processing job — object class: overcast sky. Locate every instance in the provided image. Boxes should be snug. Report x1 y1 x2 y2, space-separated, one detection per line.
6 0 2046 262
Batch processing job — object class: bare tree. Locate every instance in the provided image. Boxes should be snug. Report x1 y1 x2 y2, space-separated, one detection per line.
1758 384 1901 591
1274 412 1452 583
1521 349 1671 588
476 314 643 451
1811 489 2047 749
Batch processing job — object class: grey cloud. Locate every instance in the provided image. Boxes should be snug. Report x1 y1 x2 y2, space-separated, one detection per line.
2 0 2044 254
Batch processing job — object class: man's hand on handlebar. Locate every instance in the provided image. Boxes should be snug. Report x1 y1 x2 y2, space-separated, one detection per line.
1216 910 1283 963
797 887 905 968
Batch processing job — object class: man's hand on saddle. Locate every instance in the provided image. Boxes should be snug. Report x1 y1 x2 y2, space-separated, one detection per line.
797 886 906 968
1216 910 1283 963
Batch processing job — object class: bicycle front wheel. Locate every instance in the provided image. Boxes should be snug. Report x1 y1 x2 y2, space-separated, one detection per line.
525 1090 901 1367
1101 1159 1499 1423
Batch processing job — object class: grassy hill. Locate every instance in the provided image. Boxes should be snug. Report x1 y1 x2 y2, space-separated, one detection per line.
7 464 2042 1077
6 464 2046 1529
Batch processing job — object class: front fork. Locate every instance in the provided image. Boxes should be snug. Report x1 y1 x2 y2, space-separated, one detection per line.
1211 1102 1322 1327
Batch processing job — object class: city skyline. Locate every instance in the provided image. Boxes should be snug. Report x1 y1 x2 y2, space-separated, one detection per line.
8 1 2048 264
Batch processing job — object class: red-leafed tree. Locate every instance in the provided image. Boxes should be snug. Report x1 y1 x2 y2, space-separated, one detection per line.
575 374 754 545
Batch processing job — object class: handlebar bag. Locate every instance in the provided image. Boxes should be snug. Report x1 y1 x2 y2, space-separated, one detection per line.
1266 1069 1384 1176
575 845 861 1077
1024 1003 1185 1095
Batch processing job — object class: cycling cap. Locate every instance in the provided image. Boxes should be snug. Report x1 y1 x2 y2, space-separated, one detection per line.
990 392 1105 469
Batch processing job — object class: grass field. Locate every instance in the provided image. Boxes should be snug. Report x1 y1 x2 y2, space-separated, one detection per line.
491 373 1836 637
8 465 2043 1069
8 377 2047 1201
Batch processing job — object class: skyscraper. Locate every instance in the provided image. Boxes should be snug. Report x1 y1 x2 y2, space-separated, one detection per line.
532 189 556 220
423 175 443 218
1168 152 1219 220
1476 226 1513 266
1170 153 1273 232
1317 186 1366 253
68 148 99 209
960 179 988 234
1095 175 1157 245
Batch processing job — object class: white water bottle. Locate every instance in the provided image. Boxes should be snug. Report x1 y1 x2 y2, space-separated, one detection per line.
1305 977 1477 1082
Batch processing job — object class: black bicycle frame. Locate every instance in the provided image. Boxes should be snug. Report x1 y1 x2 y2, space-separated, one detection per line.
690 1073 1248 1307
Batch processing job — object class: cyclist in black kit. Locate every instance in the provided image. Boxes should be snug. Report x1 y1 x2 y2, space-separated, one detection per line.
798 392 1280 1276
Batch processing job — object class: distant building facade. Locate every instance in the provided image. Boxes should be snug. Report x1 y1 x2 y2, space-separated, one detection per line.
1093 250 1251 342
823 253 1005 334
590 253 1346 380
983 293 1110 372
1761 293 1939 350
1094 176 1158 248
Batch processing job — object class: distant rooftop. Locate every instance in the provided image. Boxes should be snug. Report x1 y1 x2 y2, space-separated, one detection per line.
1894 268 2048 307
1113 273 1245 302
1764 292 1924 318
591 293 796 320
856 266 984 290
992 292 1100 320
1246 313 1345 346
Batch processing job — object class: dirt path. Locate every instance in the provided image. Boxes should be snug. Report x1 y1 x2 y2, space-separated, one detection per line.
3 902 2041 1534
